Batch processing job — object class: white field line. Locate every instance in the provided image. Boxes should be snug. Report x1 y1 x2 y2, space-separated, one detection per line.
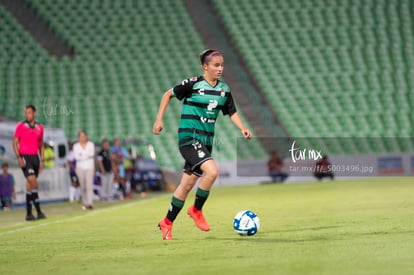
0 194 169 237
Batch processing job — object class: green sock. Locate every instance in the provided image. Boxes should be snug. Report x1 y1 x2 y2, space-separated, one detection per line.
166 196 185 223
194 188 210 210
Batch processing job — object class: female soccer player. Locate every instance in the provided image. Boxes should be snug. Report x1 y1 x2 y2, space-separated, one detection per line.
153 49 252 240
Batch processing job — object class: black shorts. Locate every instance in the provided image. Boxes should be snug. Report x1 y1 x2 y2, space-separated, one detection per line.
179 140 213 177
21 155 40 178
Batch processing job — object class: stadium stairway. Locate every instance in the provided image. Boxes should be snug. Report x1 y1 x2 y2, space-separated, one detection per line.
213 0 414 154
0 0 267 171
2 0 413 169
184 0 290 151
0 0 74 58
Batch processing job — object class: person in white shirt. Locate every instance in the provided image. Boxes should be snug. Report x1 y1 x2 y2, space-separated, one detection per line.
67 141 81 202
73 130 95 210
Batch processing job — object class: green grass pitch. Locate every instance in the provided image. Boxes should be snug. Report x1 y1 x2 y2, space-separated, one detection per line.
1 177 413 275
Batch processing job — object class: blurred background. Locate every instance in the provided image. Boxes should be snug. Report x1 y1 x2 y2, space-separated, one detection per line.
0 0 413 201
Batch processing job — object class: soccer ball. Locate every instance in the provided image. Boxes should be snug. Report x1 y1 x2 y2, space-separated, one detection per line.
233 210 260 236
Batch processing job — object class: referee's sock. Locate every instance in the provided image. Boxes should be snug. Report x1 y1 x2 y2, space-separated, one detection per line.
26 192 33 216
194 188 210 211
165 196 185 223
31 191 43 214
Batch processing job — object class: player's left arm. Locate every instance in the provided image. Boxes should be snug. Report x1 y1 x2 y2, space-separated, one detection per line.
230 112 252 139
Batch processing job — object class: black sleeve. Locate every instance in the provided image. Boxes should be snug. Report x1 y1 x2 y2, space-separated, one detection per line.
172 77 196 101
222 92 237 116
96 150 103 161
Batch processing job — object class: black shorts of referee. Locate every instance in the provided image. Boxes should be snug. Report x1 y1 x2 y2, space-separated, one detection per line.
21 155 41 178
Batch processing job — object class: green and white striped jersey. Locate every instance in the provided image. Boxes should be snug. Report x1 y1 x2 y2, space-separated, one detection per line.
172 76 237 148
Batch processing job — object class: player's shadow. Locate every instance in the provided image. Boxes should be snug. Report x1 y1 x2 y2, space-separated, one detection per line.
206 235 334 243
269 225 343 233
206 225 344 243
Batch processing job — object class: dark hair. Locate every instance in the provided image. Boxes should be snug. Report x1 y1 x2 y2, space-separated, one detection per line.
25 105 36 112
78 130 87 137
199 49 221 65
2 162 9 168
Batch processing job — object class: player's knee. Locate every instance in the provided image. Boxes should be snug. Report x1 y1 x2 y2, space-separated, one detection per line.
205 166 218 181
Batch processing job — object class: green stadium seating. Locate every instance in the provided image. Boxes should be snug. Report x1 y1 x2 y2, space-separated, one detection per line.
2 0 413 169
0 1 266 170
213 0 413 153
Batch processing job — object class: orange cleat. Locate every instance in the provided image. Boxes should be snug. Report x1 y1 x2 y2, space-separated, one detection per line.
187 205 210 231
158 218 173 240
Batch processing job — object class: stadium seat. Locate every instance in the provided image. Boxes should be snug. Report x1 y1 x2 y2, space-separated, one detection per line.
2 0 413 170
213 0 413 154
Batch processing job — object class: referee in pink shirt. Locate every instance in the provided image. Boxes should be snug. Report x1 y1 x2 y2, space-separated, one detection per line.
13 105 46 221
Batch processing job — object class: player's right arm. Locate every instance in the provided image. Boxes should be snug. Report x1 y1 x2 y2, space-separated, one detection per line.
152 90 174 135
13 123 25 168
13 137 25 168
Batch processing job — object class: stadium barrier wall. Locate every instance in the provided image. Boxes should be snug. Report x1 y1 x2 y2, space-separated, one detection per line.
9 167 70 204
235 152 414 179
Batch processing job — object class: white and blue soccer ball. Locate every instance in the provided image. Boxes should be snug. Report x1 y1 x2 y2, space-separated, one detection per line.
233 210 260 236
